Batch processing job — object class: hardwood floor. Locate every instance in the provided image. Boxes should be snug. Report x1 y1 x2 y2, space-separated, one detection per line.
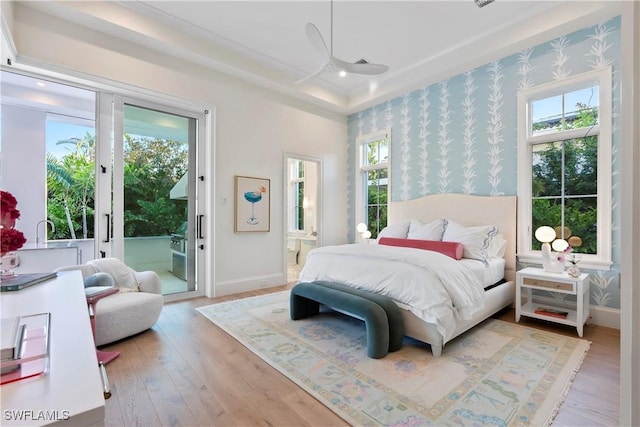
102 285 620 426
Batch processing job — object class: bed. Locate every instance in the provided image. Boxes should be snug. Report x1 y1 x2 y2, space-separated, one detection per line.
297 193 516 356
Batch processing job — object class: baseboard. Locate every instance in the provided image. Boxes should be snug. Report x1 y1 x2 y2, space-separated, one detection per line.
587 305 620 329
533 295 620 329
215 273 286 297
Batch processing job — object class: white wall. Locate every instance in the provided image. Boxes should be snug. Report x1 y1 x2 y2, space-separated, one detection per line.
1 104 47 244
8 5 348 297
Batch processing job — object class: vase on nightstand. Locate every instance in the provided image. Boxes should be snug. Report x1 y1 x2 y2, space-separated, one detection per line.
568 265 581 278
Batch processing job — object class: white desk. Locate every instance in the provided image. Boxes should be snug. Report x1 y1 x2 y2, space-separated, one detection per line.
1 271 105 426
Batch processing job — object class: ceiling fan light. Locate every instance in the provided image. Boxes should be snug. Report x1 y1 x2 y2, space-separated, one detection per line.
474 0 495 7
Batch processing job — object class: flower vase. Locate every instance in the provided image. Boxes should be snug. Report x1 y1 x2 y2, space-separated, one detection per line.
0 252 18 280
568 265 581 278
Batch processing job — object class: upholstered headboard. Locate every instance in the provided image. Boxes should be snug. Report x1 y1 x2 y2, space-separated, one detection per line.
388 193 517 282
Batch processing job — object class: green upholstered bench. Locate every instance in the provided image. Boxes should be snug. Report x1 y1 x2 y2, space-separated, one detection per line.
290 281 404 359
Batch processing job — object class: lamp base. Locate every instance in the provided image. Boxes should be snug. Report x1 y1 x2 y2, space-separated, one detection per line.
540 243 565 273
543 264 565 274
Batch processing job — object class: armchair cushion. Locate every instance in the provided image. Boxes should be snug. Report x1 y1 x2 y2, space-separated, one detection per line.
87 258 139 292
54 259 163 346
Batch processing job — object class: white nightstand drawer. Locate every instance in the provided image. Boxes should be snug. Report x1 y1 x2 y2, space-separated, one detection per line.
522 277 574 292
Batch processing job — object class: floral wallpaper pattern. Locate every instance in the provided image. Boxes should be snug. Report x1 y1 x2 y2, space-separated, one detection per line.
346 16 621 310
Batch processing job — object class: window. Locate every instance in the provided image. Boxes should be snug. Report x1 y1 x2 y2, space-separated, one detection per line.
45 114 96 240
356 130 390 239
288 160 305 232
517 68 612 269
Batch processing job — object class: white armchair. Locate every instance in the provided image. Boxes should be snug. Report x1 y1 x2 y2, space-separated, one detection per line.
55 258 164 346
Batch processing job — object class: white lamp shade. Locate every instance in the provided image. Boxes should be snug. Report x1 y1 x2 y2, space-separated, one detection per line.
362 230 372 239
551 238 569 252
535 226 556 243
356 223 368 233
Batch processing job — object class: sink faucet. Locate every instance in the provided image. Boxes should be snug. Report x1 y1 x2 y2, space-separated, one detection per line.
36 220 55 247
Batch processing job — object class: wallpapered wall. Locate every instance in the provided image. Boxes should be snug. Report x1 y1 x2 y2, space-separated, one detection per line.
347 16 621 310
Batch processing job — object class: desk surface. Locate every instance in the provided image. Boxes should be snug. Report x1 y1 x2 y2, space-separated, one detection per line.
1 271 105 426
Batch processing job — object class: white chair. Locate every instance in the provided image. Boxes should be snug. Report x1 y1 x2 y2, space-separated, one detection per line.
55 258 163 346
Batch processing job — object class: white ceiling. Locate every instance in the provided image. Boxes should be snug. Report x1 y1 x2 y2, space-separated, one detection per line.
14 1 620 114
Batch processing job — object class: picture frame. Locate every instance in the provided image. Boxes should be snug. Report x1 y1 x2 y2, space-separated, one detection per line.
234 175 270 232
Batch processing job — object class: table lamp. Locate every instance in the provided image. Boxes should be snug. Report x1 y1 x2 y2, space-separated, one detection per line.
356 223 371 241
535 226 565 273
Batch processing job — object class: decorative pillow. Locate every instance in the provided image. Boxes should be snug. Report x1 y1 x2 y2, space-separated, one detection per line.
84 272 115 288
87 258 140 292
407 218 446 241
377 222 410 240
378 237 464 260
489 234 507 258
442 220 499 264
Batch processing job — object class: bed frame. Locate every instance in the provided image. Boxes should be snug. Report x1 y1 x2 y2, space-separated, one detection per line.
388 193 517 356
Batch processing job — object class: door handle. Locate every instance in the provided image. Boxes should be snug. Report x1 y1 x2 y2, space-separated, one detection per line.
104 214 110 243
197 215 205 239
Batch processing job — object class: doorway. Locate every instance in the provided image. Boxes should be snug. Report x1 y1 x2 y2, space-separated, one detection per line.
1 70 207 298
107 99 205 296
284 153 322 283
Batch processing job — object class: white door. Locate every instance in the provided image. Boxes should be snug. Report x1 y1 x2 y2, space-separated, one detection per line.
96 95 207 296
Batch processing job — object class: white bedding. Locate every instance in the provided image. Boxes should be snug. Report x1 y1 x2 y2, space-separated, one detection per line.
298 243 489 341
459 258 505 288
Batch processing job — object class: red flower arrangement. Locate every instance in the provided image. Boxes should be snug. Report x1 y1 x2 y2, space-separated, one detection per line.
1 190 26 256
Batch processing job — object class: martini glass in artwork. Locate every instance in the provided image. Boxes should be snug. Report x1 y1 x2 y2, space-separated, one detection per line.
244 190 263 225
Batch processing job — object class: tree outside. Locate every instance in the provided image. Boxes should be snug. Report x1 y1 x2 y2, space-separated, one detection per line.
531 103 598 254
363 137 389 239
46 132 188 240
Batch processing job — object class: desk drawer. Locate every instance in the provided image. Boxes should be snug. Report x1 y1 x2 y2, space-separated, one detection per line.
522 277 574 292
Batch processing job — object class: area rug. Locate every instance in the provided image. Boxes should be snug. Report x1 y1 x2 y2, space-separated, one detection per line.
196 291 590 427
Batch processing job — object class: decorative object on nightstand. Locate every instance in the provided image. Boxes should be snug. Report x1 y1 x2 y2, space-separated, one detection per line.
516 266 590 337
535 226 566 273
534 225 584 273
356 223 372 242
567 255 581 278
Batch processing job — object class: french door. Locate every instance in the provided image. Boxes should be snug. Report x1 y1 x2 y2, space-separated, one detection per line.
96 95 206 296
0 70 206 296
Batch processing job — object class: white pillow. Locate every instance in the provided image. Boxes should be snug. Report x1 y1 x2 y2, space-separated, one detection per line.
407 218 446 241
489 234 507 258
377 222 410 240
442 220 499 264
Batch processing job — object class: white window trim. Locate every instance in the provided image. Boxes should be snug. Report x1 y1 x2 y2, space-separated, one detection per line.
288 161 305 232
355 129 391 233
517 67 613 270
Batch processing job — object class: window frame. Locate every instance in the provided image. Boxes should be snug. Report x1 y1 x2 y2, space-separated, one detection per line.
355 129 391 239
517 67 612 270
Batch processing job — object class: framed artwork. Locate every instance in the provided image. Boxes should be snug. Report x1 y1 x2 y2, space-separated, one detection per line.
234 175 270 232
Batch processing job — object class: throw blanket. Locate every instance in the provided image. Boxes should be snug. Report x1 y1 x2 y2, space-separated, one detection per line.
298 243 485 341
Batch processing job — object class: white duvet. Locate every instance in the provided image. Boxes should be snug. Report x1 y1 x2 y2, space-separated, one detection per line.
298 243 486 341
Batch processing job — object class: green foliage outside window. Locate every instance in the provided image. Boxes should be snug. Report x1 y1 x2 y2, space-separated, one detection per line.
363 137 388 239
530 103 598 254
46 132 188 239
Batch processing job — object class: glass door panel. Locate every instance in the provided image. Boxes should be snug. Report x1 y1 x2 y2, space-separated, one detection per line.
119 103 196 295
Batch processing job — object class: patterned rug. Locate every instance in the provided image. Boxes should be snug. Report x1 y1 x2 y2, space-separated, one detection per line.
196 291 590 427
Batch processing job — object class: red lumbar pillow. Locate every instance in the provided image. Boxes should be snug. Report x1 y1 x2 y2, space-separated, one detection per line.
378 237 464 260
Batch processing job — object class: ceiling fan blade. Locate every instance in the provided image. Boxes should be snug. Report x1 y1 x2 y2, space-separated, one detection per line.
305 23 330 60
335 57 389 75
294 61 330 85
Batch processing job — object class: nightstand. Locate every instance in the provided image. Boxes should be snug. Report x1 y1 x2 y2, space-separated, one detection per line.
515 266 590 337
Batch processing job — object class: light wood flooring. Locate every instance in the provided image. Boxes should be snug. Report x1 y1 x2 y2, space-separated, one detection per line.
102 284 620 427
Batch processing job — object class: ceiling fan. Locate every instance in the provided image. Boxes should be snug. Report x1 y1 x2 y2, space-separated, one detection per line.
295 1 389 84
